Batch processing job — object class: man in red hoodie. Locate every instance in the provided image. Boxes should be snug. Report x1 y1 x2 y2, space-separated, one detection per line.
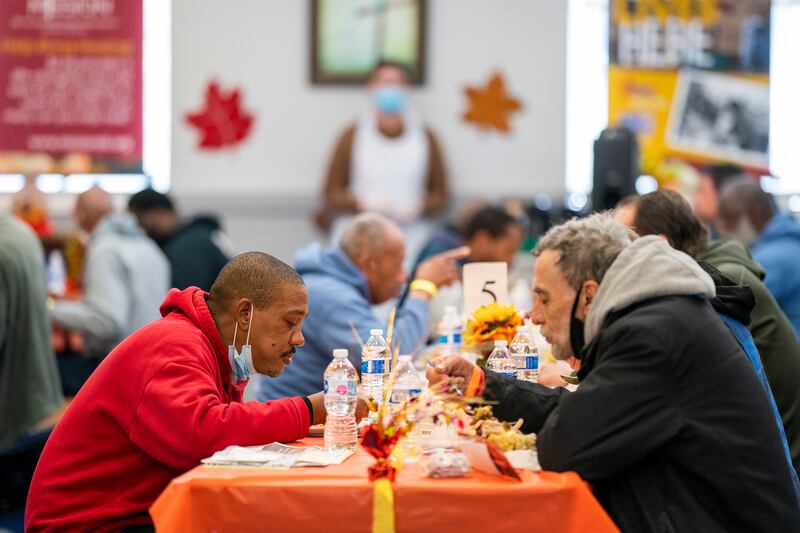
26 252 355 532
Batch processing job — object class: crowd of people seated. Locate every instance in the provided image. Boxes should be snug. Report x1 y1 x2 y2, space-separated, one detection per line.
4 160 800 531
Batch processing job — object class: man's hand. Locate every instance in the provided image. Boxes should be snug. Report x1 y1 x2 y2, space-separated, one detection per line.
307 392 326 426
413 246 471 290
425 355 477 392
306 392 371 425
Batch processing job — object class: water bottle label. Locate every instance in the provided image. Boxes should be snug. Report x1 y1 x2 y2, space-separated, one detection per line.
524 355 539 370
437 332 462 345
361 359 388 374
389 388 422 405
324 378 356 397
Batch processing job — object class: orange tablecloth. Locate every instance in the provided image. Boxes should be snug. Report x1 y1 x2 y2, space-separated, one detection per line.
150 439 618 533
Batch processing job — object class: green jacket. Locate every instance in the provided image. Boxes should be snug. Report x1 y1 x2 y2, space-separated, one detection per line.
0 215 62 452
700 240 800 473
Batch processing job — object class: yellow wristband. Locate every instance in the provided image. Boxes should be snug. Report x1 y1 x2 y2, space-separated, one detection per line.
409 279 438 298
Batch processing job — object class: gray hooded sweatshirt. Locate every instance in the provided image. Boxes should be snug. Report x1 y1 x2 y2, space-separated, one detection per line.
585 235 716 343
51 213 170 358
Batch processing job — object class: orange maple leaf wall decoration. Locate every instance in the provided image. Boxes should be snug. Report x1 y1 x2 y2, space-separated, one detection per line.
185 81 254 149
463 72 522 134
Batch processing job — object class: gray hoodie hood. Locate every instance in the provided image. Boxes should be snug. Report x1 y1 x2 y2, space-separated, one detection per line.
93 212 145 239
585 236 716 343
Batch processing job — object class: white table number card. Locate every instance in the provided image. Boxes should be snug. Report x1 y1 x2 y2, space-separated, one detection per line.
463 262 509 317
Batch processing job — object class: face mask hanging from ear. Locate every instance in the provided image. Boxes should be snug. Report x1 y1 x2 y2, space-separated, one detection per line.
569 286 586 359
228 308 256 384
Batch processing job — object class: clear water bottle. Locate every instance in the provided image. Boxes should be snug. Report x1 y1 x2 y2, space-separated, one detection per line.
486 340 516 378
510 326 539 382
390 355 424 460
389 355 423 411
361 329 390 404
324 349 358 451
437 306 462 357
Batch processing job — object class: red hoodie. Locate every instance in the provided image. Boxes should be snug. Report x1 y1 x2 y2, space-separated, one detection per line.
25 288 311 532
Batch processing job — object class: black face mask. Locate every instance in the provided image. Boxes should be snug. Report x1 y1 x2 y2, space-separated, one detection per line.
569 286 586 359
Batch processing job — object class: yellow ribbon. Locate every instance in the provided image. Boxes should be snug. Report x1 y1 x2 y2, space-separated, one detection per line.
371 478 395 533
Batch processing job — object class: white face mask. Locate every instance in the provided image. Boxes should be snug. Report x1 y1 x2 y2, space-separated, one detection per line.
724 217 759 247
228 309 256 384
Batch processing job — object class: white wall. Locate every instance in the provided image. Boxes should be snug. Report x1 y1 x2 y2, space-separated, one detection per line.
171 0 568 260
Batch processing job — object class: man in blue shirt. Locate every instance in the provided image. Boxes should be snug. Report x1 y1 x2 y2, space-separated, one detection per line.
257 213 468 400
718 180 800 338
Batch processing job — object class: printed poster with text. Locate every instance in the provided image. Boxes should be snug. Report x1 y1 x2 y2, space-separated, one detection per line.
608 0 770 178
0 0 143 174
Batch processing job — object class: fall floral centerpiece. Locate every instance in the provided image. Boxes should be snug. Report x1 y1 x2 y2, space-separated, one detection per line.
463 302 523 362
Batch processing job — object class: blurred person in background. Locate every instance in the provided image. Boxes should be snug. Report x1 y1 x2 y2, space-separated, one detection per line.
257 213 468 401
718 179 800 338
129 188 231 291
0 215 64 530
318 61 449 266
692 163 748 237
410 205 524 336
50 187 170 360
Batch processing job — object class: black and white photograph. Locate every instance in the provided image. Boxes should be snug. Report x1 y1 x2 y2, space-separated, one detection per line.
666 69 769 169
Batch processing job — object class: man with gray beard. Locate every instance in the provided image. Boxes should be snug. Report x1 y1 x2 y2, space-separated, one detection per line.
428 213 800 532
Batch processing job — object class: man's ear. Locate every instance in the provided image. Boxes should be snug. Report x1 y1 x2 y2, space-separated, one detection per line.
582 280 600 307
354 254 376 277
234 298 254 329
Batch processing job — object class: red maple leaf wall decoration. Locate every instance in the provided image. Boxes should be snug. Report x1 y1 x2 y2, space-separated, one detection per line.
185 81 254 149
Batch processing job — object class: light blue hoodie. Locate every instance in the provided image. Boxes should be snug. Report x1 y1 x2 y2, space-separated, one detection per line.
751 214 800 338
257 243 429 401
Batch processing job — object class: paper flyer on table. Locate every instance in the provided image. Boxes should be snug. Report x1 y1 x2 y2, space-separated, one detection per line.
202 443 353 468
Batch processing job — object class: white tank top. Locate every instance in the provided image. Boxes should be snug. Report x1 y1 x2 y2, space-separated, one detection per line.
350 109 429 221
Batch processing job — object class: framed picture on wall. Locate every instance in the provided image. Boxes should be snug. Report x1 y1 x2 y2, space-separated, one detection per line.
310 0 426 85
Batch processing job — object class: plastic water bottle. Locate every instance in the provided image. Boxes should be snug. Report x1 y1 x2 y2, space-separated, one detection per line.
47 250 66 296
486 340 516 377
390 355 424 460
510 326 539 382
389 355 423 411
437 306 462 357
361 329 390 404
324 349 358 451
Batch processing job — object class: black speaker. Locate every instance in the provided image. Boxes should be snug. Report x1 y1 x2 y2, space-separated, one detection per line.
592 127 639 212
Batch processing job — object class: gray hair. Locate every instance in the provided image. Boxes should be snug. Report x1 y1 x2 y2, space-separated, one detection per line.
339 212 401 261
533 212 633 289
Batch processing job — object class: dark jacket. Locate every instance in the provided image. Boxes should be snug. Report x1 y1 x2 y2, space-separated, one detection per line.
163 216 230 291
485 237 800 532
699 240 800 473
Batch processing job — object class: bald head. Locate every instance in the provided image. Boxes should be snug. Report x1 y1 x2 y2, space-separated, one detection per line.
339 212 408 304
339 212 405 262
74 186 113 233
208 252 305 315
718 179 775 235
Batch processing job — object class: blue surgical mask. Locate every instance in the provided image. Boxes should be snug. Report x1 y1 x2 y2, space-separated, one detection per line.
375 86 407 115
228 310 256 384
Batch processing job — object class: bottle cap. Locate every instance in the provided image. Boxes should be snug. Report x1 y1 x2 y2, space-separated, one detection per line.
370 329 383 336
332 349 348 358
495 340 508 346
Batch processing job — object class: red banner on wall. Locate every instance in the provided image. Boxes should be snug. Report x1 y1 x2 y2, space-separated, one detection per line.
0 0 143 174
